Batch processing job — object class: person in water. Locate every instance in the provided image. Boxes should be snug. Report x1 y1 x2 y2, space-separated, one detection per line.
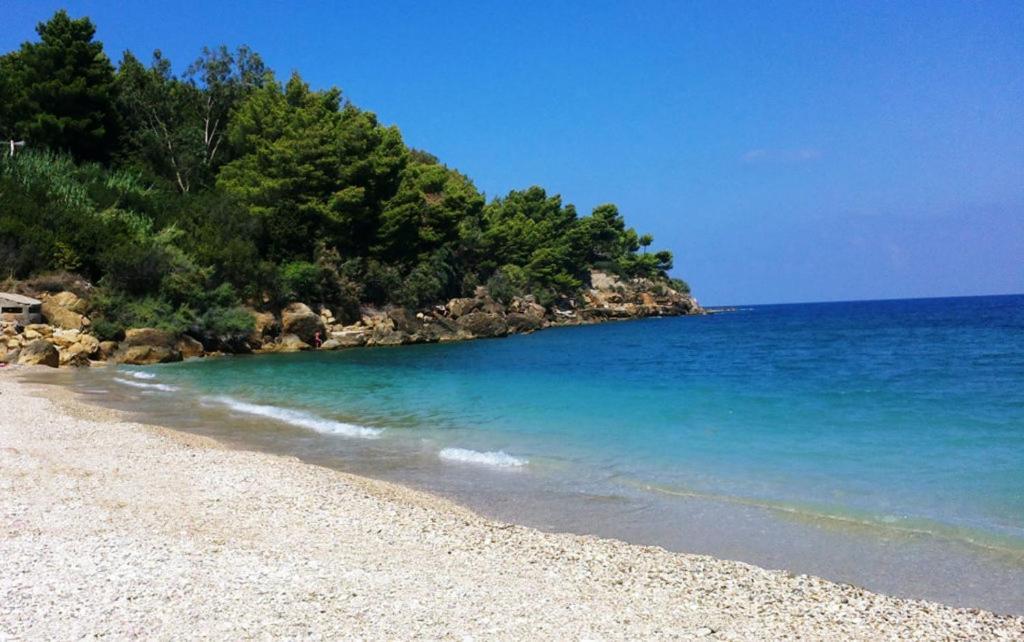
313 331 322 349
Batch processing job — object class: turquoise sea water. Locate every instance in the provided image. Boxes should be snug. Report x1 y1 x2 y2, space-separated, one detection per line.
55 294 1024 612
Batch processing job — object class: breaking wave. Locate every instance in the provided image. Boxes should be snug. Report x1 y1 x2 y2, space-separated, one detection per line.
113 377 178 392
205 396 382 439
439 448 528 468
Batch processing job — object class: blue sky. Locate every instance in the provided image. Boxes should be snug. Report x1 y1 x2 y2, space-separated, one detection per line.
4 1 1022 304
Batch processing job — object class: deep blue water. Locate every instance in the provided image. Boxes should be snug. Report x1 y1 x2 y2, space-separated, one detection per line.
64 294 1024 610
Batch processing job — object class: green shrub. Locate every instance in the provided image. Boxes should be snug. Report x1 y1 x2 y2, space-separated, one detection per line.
669 277 691 294
279 261 321 301
89 289 189 338
197 305 254 336
486 265 527 304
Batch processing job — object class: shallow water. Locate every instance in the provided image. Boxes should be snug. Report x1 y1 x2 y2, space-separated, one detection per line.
34 294 1024 613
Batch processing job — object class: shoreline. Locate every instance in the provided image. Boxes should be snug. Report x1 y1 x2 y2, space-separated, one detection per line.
2 371 1023 639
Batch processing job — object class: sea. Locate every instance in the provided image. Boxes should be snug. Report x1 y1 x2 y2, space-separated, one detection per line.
34 294 1024 614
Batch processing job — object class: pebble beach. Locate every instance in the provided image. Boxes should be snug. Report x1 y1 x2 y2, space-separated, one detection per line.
1 372 1022 640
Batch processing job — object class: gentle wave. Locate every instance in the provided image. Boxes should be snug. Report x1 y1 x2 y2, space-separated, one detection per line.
206 396 382 439
113 377 179 392
439 448 528 468
626 478 1024 558
129 371 156 380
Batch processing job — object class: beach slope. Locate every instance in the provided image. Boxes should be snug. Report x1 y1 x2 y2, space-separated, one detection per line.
1 374 1020 640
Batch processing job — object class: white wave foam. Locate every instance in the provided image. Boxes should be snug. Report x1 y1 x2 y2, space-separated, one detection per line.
206 396 382 439
129 371 156 380
439 448 528 468
113 377 178 392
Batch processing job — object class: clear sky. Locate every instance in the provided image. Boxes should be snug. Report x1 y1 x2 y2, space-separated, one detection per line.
4 1 1022 305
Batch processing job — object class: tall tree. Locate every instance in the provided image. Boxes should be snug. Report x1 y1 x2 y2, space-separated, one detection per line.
376 161 484 264
2 10 119 162
219 72 407 260
116 45 265 192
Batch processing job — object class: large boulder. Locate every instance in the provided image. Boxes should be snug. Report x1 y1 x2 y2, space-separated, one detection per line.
41 299 87 330
326 328 369 349
457 311 508 338
366 328 409 347
506 312 543 334
48 328 81 348
446 297 481 318
248 309 278 346
98 341 119 360
114 328 182 365
262 333 311 353
59 334 100 366
281 303 325 345
177 335 205 359
47 291 89 314
17 340 59 368
24 324 53 337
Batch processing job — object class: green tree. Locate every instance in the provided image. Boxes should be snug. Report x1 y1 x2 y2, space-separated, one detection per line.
480 187 586 296
376 161 484 264
2 10 119 162
116 45 265 192
219 72 407 261
639 233 653 254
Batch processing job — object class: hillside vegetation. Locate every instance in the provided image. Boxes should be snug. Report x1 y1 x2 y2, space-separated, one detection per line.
1 11 691 344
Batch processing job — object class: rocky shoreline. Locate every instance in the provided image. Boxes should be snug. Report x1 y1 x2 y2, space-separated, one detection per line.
1 270 701 367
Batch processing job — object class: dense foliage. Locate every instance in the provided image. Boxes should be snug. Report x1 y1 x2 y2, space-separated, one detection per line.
0 11 687 337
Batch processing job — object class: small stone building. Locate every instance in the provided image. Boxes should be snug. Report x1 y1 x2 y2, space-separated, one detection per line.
0 292 42 324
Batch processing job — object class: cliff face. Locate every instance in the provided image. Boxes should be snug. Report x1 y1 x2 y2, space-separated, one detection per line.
577 270 701 321
0 271 702 366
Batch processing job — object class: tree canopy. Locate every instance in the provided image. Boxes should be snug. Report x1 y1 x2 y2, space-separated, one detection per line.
0 10 688 335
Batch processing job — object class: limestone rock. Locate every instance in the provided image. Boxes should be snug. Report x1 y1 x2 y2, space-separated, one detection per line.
114 328 182 365
326 329 369 348
25 324 53 337
281 303 325 345
366 328 409 347
47 291 89 314
98 341 119 360
248 310 278 346
457 311 508 338
49 328 81 348
41 299 87 330
280 334 311 352
177 335 205 359
506 312 543 334
59 334 100 366
259 334 311 353
60 350 91 368
446 297 481 318
17 339 59 368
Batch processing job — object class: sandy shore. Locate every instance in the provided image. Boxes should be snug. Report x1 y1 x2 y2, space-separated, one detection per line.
1 372 1021 640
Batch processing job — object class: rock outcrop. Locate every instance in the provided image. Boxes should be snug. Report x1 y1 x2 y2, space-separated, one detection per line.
457 311 509 338
17 339 59 368
114 328 182 365
40 291 89 330
281 303 325 345
248 309 279 348
259 333 311 353
0 270 702 367
176 335 205 359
